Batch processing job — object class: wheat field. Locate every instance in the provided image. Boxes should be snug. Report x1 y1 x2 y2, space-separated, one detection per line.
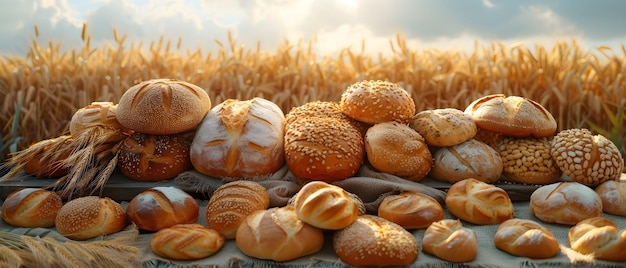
1 25 625 162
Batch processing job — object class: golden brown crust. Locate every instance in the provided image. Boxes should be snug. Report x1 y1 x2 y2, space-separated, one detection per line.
497 136 562 185
430 139 503 183
530 182 603 225
293 181 359 230
22 136 73 178
1 188 63 228
445 178 514 225
595 180 626 216
126 187 199 232
410 108 477 147
568 217 626 261
69 102 126 138
340 80 416 124
422 219 477 262
378 191 444 229
494 218 560 259
55 196 126 240
150 224 225 260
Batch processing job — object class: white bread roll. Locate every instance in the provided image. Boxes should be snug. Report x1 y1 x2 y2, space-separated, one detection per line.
422 219 477 262
150 224 225 260
568 217 626 261
378 191 444 229
126 186 199 232
430 139 503 184
190 98 285 179
339 80 416 124
1 188 63 228
445 178 514 225
595 180 626 216
55 196 126 241
292 181 359 230
494 218 560 259
235 206 324 262
410 108 477 147
530 182 602 225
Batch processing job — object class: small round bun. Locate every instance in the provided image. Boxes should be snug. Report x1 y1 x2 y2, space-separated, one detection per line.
333 215 418 267
150 224 225 260
445 178 514 225
568 217 626 261
410 108 477 147
422 219 477 262
430 139 503 184
293 181 359 230
497 137 562 185
530 182 603 225
55 196 126 240
69 102 126 139
595 180 626 216
494 218 560 259
126 186 199 232
116 78 212 135
378 191 444 229
340 80 416 124
464 94 557 138
1 188 63 228
365 121 432 181
550 128 624 186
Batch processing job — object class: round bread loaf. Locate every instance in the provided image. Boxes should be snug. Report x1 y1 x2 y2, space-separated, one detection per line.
410 108 477 147
445 178 514 225
595 180 626 216
206 180 270 239
150 224 225 260
464 94 557 138
117 132 192 181
493 218 560 259
365 121 432 182
235 206 324 262
293 181 359 230
69 102 126 139
497 136 562 185
430 139 503 183
568 217 626 261
126 186 199 232
55 196 126 240
530 182 603 225
284 101 368 134
422 219 477 262
550 128 624 186
378 191 444 229
339 80 416 124
190 98 285 179
22 136 73 178
1 188 63 228
116 78 212 135
333 215 418 267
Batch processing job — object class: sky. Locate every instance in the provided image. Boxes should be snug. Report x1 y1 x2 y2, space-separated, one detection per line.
1 0 626 57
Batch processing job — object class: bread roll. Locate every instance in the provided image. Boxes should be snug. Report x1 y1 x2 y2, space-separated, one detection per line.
22 136 73 178
333 215 418 267
422 219 477 262
595 180 626 216
117 132 192 181
292 181 359 230
206 180 270 239
410 108 477 147
69 102 126 140
464 94 557 138
150 224 225 260
430 139 503 184
497 136 562 185
339 80 416 124
236 206 324 262
1 188 63 228
445 178 514 225
126 186 199 232
190 98 285 179
285 101 366 131
365 121 432 182
494 218 560 259
116 78 212 135
530 182 603 225
55 196 126 240
378 191 444 229
568 217 626 261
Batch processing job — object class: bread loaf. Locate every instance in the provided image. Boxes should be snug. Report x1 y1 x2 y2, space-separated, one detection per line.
333 215 418 266
206 180 270 239
422 219 477 262
292 181 359 230
190 98 285 179
568 217 626 261
493 218 560 259
595 180 626 216
497 136 562 185
235 206 324 262
1 188 63 228
22 136 73 178
445 178 514 225
339 80 416 124
55 196 126 240
378 191 444 229
150 224 225 260
430 139 503 183
126 186 199 232
530 182 602 225
69 102 126 140
410 108 477 147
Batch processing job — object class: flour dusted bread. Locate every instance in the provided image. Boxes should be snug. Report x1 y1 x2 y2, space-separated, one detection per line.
595 180 626 216
445 178 514 225
568 217 626 261
378 191 444 229
430 139 503 183
1 188 63 228
150 224 225 260
494 218 560 259
55 196 126 240
410 108 477 147
126 186 199 232
422 219 477 263
293 181 359 230
340 80 416 124
530 182 603 225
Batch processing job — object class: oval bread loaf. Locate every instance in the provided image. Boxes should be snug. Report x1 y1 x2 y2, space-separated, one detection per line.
568 217 626 261
55 196 126 241
378 191 444 229
150 224 225 260
422 219 477 262
126 186 199 232
494 218 560 259
445 178 514 225
530 182 602 225
293 181 359 230
1 188 63 228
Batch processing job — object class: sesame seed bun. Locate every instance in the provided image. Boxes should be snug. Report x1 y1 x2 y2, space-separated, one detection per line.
340 80 416 124
55 196 126 240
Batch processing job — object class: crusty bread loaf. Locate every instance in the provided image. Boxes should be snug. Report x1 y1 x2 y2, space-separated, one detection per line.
497 136 562 185
410 108 477 147
190 98 285 179
206 180 270 239
22 136 73 178
493 218 560 259
568 217 626 261
116 78 212 135
333 215 418 267
126 186 199 232
430 139 503 184
445 178 514 225
422 219 477 262
235 206 324 262
150 224 225 260
55 196 126 240
595 180 626 216
378 191 444 229
117 132 192 181
69 102 126 139
339 80 416 124
1 188 63 228
292 181 359 230
365 121 432 182
530 182 603 225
